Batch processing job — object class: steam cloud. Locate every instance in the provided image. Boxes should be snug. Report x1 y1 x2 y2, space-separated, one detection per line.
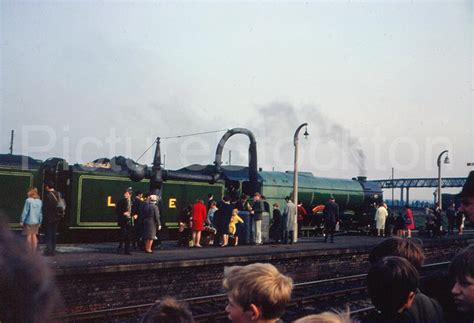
251 102 367 176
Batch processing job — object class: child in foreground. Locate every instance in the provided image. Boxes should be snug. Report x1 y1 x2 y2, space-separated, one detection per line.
222 263 293 322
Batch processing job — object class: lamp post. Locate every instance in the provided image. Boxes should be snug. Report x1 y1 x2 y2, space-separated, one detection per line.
437 150 450 210
293 123 309 243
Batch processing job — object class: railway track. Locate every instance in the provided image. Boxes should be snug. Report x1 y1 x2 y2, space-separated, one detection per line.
58 261 450 322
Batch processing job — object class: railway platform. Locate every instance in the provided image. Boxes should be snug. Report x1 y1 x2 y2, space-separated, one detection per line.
45 231 474 273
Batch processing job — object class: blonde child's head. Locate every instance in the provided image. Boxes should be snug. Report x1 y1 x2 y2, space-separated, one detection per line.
294 308 357 323
223 263 293 321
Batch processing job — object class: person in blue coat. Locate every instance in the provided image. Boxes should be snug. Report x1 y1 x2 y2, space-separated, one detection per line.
20 187 43 251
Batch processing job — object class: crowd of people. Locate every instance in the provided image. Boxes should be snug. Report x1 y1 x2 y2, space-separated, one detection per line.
89 165 474 323
4 170 474 322
115 188 163 254
16 180 471 256
114 188 337 253
15 183 263 256
115 186 467 255
372 203 417 239
173 193 344 248
370 199 467 240
135 170 474 322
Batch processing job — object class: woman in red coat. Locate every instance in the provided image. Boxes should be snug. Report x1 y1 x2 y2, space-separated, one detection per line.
404 205 415 238
192 199 207 247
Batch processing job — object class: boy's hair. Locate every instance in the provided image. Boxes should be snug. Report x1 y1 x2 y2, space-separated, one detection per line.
141 297 194 323
294 308 357 323
222 263 293 320
368 256 419 314
368 237 425 270
449 245 474 284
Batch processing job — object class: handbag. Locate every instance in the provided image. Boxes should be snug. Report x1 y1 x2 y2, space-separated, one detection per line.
50 191 66 220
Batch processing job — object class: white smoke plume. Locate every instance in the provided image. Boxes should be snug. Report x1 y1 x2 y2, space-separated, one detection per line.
247 102 367 177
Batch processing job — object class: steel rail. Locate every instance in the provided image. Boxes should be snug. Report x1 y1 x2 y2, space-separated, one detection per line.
57 261 450 321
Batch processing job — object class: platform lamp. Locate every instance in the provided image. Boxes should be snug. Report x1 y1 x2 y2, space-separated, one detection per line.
293 123 309 243
437 150 450 210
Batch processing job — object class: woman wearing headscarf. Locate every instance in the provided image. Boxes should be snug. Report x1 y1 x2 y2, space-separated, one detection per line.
142 195 161 254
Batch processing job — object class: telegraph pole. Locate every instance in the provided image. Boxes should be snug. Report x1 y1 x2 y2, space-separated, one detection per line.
9 130 14 155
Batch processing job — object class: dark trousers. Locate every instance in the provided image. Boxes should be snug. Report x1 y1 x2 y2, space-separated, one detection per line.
325 223 336 242
130 225 139 248
281 214 288 243
447 217 455 234
137 226 145 249
240 212 250 244
434 222 442 237
426 223 435 238
44 222 58 255
247 216 254 244
118 225 131 252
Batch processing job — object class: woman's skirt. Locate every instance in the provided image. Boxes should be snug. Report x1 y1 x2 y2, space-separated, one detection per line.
22 224 40 235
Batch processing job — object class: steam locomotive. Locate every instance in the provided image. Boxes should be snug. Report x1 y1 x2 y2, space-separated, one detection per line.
1 128 382 241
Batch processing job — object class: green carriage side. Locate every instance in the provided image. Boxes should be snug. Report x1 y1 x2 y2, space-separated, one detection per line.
67 170 150 230
160 180 224 229
0 155 43 229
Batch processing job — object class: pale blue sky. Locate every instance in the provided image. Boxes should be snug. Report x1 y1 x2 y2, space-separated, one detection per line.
1 1 472 198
